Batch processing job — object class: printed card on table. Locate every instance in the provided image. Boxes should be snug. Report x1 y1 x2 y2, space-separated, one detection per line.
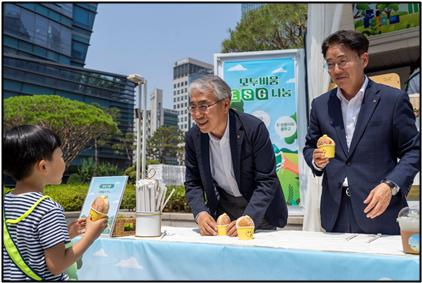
80 176 128 237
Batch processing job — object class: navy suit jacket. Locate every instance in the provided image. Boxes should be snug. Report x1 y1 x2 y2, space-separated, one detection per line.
184 109 288 228
304 79 420 234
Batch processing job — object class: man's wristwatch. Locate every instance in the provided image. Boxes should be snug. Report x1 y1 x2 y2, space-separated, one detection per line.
382 179 400 196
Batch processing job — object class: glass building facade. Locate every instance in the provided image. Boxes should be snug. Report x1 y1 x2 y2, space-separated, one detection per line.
3 3 136 170
3 3 97 67
163 109 178 128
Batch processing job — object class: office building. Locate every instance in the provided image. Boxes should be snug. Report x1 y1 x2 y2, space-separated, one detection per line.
150 88 163 135
163 109 178 128
4 3 97 67
3 3 135 168
133 90 179 165
172 57 213 132
146 88 179 138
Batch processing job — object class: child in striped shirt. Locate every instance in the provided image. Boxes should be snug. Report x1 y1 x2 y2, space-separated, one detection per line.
3 125 108 281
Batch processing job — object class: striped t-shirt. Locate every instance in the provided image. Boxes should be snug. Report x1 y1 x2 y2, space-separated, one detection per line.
3 192 70 281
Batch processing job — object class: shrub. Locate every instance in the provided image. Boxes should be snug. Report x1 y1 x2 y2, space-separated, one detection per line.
44 184 88 211
119 184 135 211
46 184 136 212
3 185 88 211
73 158 124 183
3 183 191 213
162 185 191 213
95 162 123 176
67 174 83 184
124 166 136 184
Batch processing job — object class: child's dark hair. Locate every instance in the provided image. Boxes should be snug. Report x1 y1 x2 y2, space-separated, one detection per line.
3 125 62 181
321 30 369 58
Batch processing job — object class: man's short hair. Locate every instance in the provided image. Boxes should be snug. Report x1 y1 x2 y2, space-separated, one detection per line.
3 125 62 181
188 75 231 100
321 30 369 58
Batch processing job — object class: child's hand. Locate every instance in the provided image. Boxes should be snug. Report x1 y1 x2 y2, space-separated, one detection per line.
84 216 108 240
68 218 87 239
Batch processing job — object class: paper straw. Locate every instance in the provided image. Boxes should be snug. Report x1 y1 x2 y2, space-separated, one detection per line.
154 180 159 204
156 185 164 212
161 189 175 212
136 186 142 211
150 183 156 212
160 186 167 211
143 185 147 212
145 184 151 212
138 186 144 212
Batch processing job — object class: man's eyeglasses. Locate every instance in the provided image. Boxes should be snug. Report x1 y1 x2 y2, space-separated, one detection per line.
323 57 351 71
188 98 226 114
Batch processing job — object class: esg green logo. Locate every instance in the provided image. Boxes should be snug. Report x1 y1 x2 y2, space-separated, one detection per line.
231 88 292 102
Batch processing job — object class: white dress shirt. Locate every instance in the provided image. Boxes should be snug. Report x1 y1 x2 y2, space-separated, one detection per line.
337 76 368 150
314 76 368 188
337 76 368 187
209 115 242 197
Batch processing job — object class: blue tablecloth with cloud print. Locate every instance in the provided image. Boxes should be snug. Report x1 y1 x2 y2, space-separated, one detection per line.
77 226 419 280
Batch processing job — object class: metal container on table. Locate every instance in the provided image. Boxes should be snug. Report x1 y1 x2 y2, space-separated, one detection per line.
135 179 163 237
135 212 162 237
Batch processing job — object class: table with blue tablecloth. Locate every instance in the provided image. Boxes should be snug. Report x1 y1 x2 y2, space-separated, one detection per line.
77 226 419 280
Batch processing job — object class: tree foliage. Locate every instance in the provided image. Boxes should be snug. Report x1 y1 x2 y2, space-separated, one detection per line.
68 158 123 184
222 4 307 52
146 126 184 164
3 95 119 167
354 3 370 18
92 106 135 167
376 3 399 19
112 131 135 165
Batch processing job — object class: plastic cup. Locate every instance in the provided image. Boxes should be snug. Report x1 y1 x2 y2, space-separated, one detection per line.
89 207 107 221
237 226 254 240
319 144 335 158
397 207 420 254
217 225 228 236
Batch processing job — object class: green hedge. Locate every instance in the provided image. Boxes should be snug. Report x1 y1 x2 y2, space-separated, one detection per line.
3 183 191 213
3 185 90 211
45 184 88 211
163 186 191 213
119 184 135 210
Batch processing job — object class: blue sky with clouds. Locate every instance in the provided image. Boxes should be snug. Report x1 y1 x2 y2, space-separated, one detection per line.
85 3 241 108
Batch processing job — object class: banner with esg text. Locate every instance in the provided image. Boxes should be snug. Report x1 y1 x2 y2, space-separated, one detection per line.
223 57 300 206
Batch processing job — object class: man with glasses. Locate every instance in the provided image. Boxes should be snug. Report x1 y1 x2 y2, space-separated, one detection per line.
184 75 288 236
303 30 420 234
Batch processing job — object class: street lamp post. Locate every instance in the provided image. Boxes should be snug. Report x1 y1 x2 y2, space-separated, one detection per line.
127 74 147 182
141 80 147 179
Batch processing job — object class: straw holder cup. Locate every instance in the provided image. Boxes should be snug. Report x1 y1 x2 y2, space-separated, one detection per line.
135 212 162 237
135 179 167 237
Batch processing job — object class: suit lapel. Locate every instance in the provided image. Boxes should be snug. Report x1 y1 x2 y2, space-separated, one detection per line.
199 132 213 189
198 110 243 201
328 91 348 156
229 110 242 188
348 80 381 156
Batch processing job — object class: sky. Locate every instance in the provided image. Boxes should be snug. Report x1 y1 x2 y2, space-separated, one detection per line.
85 3 241 109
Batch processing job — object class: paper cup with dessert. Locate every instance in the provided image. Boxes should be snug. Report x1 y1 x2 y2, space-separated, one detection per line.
317 134 335 158
216 213 231 236
89 195 109 221
236 215 254 240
